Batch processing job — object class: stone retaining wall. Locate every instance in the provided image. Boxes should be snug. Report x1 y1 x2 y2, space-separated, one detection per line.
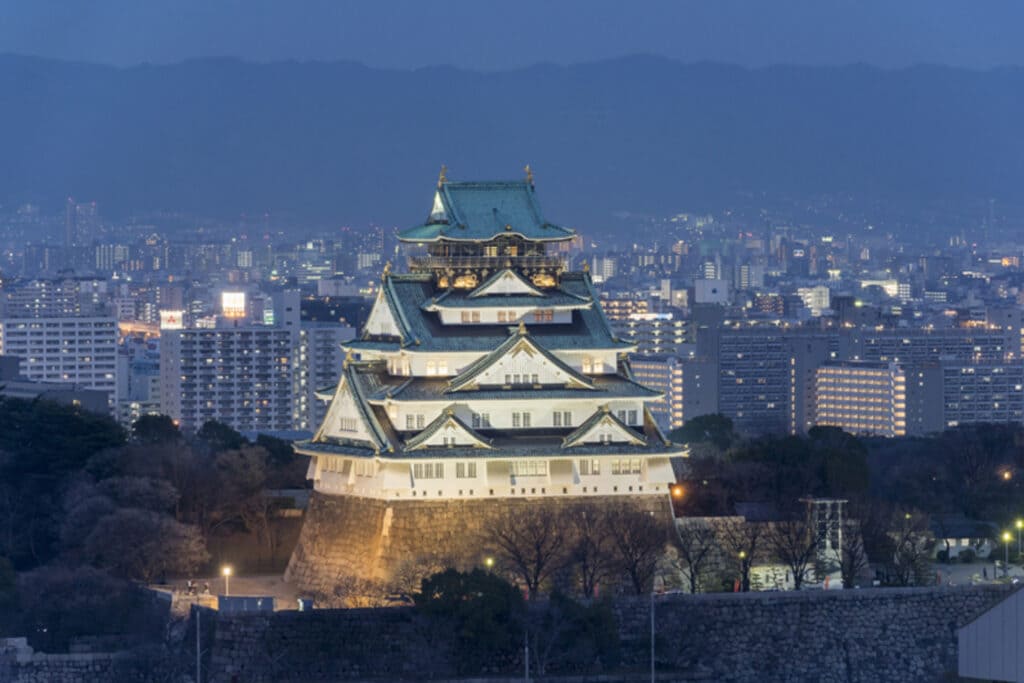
0 638 128 683
285 491 673 600
202 584 1014 682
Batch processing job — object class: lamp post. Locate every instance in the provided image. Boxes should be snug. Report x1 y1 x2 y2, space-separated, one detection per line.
1016 519 1023 556
1002 532 1012 577
222 565 232 596
738 551 747 592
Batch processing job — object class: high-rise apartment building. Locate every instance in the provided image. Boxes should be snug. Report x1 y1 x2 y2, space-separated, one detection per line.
0 317 119 408
905 361 1024 435
813 361 906 437
160 325 297 432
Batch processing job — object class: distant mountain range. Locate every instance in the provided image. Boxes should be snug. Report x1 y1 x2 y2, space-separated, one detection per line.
1 54 1022 228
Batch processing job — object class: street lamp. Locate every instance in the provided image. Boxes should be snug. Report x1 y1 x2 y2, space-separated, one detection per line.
1016 519 1023 555
738 551 747 592
1002 532 1012 577
484 557 494 570
222 565 232 596
671 484 684 500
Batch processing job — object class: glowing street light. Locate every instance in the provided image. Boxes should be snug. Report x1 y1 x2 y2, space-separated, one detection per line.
1002 532 1012 577
484 557 494 570
1016 519 1023 555
222 565 233 596
671 485 685 500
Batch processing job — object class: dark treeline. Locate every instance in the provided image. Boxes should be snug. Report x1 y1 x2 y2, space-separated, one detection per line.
671 415 1023 527
0 397 307 648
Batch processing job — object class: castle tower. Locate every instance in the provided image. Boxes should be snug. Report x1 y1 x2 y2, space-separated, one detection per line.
286 172 686 597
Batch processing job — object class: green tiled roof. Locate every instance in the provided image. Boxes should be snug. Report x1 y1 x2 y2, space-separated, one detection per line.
349 272 630 353
296 435 682 461
468 269 543 298
447 326 594 391
398 180 575 243
562 407 646 448
362 374 660 403
423 287 590 310
403 408 493 451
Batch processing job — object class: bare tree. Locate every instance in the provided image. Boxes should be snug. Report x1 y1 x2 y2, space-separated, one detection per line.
672 519 719 593
568 505 615 598
719 518 763 592
888 509 934 587
605 505 669 595
484 505 567 599
767 513 826 590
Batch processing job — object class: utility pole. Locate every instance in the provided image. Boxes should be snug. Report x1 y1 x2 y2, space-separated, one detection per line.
196 607 201 683
650 591 655 683
524 629 530 682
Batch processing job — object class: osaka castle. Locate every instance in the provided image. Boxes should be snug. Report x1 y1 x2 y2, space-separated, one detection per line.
286 169 685 596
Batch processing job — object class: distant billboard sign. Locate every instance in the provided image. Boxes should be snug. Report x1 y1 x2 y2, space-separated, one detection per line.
222 292 247 318
159 310 185 330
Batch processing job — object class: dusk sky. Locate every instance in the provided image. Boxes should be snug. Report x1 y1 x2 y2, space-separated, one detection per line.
3 0 1023 70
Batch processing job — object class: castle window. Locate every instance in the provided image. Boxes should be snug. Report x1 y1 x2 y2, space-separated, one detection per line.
456 462 477 478
533 309 554 323
511 460 547 477
611 458 642 475
413 462 444 479
532 374 539 385
628 410 638 424
553 411 561 427
339 417 357 432
461 311 471 323
426 360 437 376
406 415 414 430
579 459 600 476
438 360 448 375
416 414 425 429
471 312 481 323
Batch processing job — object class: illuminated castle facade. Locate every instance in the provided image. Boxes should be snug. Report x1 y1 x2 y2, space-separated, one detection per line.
286 170 684 594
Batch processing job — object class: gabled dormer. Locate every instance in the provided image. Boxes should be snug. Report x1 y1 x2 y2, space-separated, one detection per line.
562 407 647 448
404 407 493 451
469 269 545 298
447 324 594 392
315 362 393 453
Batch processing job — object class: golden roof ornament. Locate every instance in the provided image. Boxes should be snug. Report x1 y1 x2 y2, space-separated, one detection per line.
524 164 534 187
343 349 355 368
381 260 392 281
437 164 448 188
517 320 527 336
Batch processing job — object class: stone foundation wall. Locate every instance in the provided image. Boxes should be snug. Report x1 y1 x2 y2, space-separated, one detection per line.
0 638 128 683
202 584 1013 683
285 491 673 599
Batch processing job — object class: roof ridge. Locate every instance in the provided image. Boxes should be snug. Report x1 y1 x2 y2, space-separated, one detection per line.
446 330 595 392
562 407 647 449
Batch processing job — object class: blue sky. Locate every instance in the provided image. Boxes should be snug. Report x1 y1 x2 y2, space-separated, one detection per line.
3 0 1023 70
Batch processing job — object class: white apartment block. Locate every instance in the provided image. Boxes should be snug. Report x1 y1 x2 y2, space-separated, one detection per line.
0 317 119 408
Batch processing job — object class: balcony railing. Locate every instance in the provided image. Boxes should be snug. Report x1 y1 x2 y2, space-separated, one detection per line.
408 254 566 272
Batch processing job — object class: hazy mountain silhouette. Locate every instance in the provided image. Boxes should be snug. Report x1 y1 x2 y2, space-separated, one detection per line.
1 54 1022 228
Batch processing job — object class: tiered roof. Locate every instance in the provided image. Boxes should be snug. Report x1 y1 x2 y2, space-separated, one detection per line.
348 271 629 352
399 180 575 244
